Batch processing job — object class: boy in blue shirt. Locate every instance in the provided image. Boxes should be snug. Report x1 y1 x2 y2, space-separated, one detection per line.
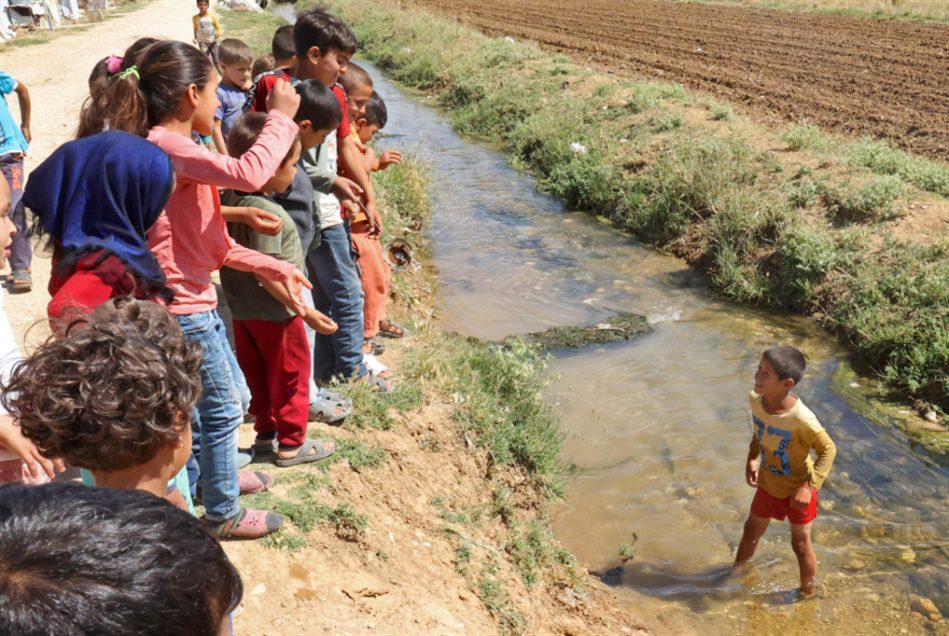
0 71 31 292
212 39 254 154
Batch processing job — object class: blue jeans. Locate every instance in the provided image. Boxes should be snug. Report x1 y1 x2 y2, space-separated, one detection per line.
0 154 31 272
177 310 243 522
306 222 366 381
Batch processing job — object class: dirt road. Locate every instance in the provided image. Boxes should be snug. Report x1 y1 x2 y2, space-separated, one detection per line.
411 0 949 160
1 0 193 341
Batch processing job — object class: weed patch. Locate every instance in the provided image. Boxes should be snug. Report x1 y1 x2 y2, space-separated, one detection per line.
318 0 949 410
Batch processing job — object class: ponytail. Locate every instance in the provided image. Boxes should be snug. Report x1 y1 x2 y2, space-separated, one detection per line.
77 40 212 139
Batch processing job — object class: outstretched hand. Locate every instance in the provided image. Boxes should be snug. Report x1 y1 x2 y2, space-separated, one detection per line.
378 149 404 170
0 416 65 480
282 269 312 317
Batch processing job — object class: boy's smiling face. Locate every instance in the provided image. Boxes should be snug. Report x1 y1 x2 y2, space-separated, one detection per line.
346 82 373 123
754 356 794 400
306 46 350 87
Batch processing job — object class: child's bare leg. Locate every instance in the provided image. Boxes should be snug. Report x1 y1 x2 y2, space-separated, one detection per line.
790 521 817 596
735 513 770 567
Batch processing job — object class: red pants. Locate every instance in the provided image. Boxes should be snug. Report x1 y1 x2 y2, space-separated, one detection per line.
351 222 390 341
233 316 310 447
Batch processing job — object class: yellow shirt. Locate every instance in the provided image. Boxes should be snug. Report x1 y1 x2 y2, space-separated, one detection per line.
748 391 836 499
192 12 221 44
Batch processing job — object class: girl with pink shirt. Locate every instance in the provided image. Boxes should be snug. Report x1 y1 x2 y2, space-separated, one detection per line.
80 40 309 539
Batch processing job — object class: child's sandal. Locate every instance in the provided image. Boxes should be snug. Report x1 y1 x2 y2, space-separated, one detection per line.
238 470 273 495
207 508 284 540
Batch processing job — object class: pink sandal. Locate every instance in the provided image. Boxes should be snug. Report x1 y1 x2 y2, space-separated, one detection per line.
238 470 273 495
208 508 284 540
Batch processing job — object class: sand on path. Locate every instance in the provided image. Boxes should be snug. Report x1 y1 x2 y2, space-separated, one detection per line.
1 0 194 344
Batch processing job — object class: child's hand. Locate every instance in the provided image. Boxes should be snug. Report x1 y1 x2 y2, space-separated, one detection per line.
367 200 384 238
305 309 338 335
378 149 404 170
745 459 759 487
267 80 300 120
331 175 364 202
243 207 283 235
0 416 65 480
790 483 812 509
20 125 31 144
282 269 313 317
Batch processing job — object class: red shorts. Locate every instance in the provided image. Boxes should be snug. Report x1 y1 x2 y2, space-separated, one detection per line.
751 487 818 525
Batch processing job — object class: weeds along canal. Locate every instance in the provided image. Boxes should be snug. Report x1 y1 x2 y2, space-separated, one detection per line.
365 59 948 635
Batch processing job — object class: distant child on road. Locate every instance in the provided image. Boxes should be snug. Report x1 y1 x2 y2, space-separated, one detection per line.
192 0 222 68
734 345 837 598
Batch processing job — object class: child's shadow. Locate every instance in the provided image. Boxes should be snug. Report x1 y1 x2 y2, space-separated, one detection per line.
594 560 746 612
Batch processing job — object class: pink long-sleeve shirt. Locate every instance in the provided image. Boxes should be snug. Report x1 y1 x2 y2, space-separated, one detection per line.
146 110 300 315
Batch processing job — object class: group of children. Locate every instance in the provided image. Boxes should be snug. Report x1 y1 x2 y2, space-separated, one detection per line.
1 8 406 540
0 4 838 630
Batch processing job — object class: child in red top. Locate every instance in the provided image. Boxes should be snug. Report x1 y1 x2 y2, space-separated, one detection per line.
80 40 309 539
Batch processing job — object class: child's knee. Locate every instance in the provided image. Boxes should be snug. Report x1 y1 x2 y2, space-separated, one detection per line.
791 534 812 556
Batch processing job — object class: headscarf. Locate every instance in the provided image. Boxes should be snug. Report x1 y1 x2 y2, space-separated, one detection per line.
22 130 173 289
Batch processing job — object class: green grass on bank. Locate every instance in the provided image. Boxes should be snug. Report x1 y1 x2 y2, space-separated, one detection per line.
319 0 949 414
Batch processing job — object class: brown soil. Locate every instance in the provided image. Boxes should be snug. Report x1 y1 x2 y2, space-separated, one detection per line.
409 0 949 160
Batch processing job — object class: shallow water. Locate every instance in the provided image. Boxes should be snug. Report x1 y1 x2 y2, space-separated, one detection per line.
364 63 948 634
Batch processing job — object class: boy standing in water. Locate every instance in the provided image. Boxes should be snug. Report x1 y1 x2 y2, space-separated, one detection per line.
734 345 837 598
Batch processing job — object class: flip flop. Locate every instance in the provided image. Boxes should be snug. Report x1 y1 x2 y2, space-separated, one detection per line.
238 470 273 495
363 370 395 394
378 320 406 339
207 508 284 540
364 339 386 356
308 392 352 423
10 270 31 292
275 438 335 467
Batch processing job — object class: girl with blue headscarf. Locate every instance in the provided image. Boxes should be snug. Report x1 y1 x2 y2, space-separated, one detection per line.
22 130 174 333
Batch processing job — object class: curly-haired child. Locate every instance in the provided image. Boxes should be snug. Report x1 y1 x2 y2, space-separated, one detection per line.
0 297 243 519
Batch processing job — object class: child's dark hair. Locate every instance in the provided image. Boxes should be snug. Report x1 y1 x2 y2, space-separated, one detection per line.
218 38 254 66
227 112 302 167
252 54 275 78
339 61 372 93
272 24 296 61
0 483 243 636
78 40 213 138
363 90 388 129
293 9 357 58
295 79 342 131
0 298 202 471
762 345 807 385
196 0 208 5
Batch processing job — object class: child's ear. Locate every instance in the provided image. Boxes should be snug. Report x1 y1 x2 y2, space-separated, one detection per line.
355 116 368 129
783 377 796 390
307 45 322 64
298 119 312 132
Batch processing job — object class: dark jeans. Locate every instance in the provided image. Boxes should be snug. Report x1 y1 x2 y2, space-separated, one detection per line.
0 154 31 272
305 222 366 382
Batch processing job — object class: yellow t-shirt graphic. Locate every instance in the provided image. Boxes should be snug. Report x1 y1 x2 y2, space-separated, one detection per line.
748 391 836 499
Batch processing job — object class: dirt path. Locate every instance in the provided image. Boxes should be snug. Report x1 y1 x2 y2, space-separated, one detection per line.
1 0 193 342
410 0 949 160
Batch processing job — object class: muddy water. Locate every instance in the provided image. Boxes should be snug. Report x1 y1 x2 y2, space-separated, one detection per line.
364 63 948 634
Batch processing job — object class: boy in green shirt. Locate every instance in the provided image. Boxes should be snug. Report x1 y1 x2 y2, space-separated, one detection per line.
220 112 337 467
734 345 837 598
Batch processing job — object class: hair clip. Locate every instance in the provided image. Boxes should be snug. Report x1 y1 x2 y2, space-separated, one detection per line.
105 55 124 75
118 66 140 81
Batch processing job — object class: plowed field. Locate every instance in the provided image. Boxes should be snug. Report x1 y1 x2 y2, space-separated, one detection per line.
411 0 949 160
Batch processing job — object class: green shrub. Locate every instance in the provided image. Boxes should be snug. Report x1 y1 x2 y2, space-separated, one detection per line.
785 177 822 208
709 102 734 121
827 242 949 407
825 175 904 222
780 122 829 152
772 225 838 309
847 137 949 196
